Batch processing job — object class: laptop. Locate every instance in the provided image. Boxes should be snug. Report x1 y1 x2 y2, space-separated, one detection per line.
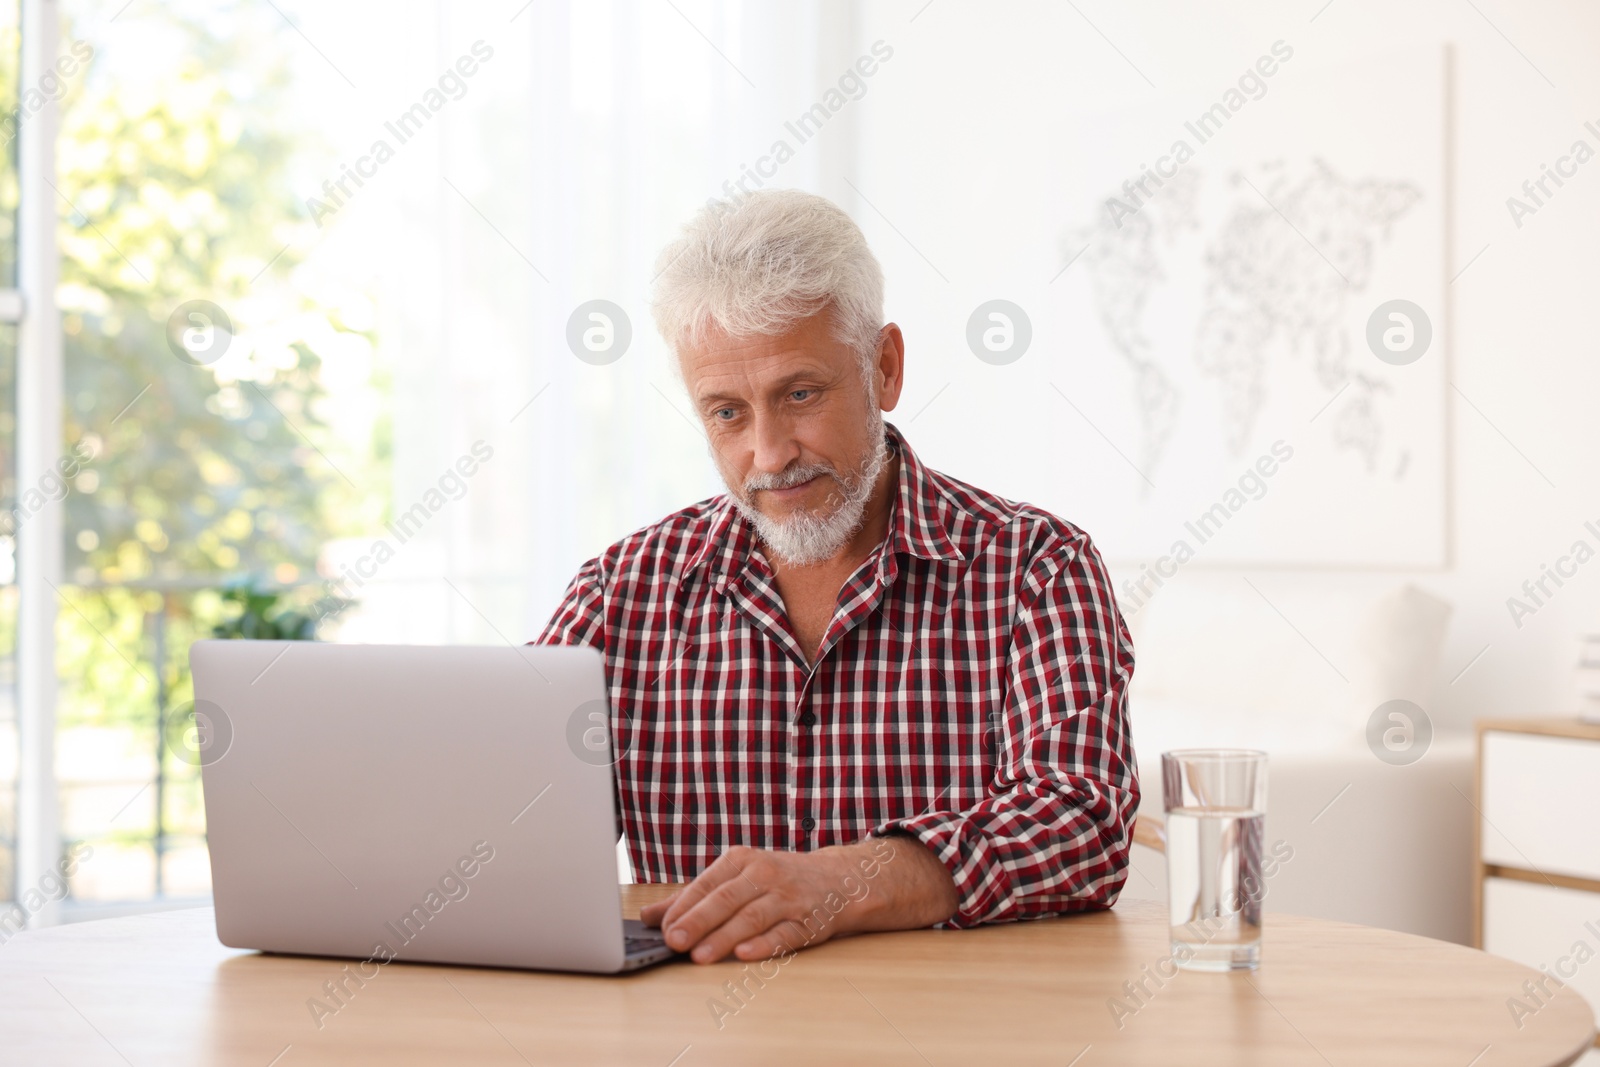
190 640 677 973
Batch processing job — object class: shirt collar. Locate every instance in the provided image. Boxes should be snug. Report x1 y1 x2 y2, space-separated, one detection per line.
682 421 965 587
881 421 965 565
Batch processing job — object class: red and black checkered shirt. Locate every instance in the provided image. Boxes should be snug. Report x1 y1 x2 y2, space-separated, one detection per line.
537 422 1138 927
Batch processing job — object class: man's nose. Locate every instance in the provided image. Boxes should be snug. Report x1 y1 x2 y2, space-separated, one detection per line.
749 411 800 474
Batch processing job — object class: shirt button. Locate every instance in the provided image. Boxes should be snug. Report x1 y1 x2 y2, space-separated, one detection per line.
798 710 817 728
800 816 816 832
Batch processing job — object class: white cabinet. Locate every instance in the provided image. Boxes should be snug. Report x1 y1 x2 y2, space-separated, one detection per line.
1481 732 1600 881
1483 878 1600 1011
1477 718 1600 1059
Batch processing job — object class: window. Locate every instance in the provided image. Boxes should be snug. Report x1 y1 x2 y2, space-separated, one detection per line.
5 0 834 921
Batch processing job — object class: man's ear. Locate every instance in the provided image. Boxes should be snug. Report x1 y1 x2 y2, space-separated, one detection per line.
874 323 906 412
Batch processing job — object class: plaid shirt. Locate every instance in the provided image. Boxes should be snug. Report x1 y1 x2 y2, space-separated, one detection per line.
537 422 1138 927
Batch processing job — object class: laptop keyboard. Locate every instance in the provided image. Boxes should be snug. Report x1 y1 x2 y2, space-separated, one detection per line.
623 918 668 954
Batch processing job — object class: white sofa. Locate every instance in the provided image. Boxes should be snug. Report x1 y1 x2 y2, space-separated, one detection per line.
1119 698 1475 945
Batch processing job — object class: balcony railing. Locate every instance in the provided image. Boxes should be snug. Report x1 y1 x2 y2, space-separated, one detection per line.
50 578 323 914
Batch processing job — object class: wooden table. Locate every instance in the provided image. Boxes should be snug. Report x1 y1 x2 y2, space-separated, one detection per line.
0 885 1591 1066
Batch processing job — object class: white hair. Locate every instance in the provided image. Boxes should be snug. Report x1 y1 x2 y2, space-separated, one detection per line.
651 189 885 376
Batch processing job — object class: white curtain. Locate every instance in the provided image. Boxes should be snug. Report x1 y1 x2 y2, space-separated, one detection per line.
321 0 858 646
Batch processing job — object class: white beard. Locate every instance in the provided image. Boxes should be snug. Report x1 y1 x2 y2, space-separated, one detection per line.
730 409 890 568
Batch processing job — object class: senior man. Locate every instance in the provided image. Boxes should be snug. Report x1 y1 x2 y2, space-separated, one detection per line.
538 189 1136 965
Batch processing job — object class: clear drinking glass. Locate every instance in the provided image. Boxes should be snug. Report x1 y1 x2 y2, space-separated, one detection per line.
1161 749 1268 972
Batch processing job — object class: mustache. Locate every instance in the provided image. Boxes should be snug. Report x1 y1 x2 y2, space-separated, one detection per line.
744 463 836 495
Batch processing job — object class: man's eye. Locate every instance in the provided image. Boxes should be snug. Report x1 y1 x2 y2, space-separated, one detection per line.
713 407 736 420
789 389 811 402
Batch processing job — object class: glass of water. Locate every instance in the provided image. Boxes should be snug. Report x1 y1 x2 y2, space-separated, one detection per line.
1161 749 1268 972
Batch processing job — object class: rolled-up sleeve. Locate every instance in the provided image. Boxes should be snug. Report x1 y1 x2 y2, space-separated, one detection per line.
872 535 1138 928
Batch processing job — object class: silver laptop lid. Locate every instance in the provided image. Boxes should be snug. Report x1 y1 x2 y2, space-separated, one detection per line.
191 641 628 973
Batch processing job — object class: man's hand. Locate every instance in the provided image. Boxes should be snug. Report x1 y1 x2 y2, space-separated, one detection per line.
638 836 960 964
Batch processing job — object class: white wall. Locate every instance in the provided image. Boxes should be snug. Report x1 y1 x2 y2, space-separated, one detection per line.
840 0 1600 736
